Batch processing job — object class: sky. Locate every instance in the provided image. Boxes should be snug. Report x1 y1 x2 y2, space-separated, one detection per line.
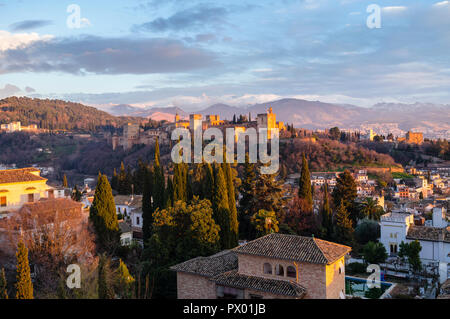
0 0 449 110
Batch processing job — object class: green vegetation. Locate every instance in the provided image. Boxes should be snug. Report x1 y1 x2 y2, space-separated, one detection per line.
0 96 140 131
362 242 388 265
15 242 34 299
392 172 415 179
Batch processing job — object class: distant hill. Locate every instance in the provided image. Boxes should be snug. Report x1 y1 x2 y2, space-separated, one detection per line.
0 97 143 131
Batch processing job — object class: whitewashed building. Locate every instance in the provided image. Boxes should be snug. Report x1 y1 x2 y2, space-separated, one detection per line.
380 207 450 283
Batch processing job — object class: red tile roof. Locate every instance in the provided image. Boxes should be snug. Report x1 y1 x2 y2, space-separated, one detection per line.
0 168 46 185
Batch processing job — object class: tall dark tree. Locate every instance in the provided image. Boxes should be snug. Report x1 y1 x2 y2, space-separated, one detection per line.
89 173 120 252
320 183 333 240
142 165 154 243
332 170 358 224
165 176 174 208
153 138 165 211
63 174 68 188
0 268 8 299
98 255 114 299
15 242 33 299
202 163 214 201
111 168 118 191
333 200 354 246
212 164 232 249
173 162 187 202
298 153 313 208
238 153 256 237
222 160 239 247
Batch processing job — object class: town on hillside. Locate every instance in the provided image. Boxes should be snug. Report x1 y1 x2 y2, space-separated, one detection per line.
0 106 449 300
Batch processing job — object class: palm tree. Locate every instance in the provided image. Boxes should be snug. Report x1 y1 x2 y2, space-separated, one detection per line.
361 198 384 220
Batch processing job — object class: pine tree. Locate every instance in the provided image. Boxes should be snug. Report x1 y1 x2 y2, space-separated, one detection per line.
15 242 33 299
298 153 313 208
333 200 354 246
320 183 333 239
98 255 114 299
0 268 8 299
90 173 120 252
222 160 238 247
212 164 232 249
63 174 68 188
153 138 165 211
142 165 153 242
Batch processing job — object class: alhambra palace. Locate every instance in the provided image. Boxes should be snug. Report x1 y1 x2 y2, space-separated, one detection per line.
110 107 286 151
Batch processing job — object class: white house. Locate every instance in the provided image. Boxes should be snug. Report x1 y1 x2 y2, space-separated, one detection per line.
118 220 132 246
380 207 449 283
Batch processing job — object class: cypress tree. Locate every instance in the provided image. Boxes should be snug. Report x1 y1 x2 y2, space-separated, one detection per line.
222 159 238 247
173 163 187 202
15 242 33 299
298 153 313 208
98 255 114 299
333 199 354 246
90 173 120 252
0 268 8 299
165 176 174 208
203 163 214 201
153 138 165 211
142 165 153 242
63 174 68 188
320 183 332 240
239 153 256 238
212 164 232 249
111 168 118 191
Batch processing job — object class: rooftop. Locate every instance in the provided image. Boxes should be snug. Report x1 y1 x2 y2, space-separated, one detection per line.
0 167 46 185
234 233 351 265
213 270 306 298
170 250 238 278
407 226 450 243
114 195 142 208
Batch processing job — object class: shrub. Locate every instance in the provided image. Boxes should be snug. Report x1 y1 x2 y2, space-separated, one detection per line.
346 262 366 274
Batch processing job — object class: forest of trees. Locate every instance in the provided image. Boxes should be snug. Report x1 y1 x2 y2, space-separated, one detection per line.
280 138 397 174
0 97 142 131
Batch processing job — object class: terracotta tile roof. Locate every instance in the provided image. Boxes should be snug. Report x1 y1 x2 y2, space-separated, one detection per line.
212 270 306 298
0 168 46 185
234 233 351 265
407 226 450 243
18 198 83 216
170 250 238 277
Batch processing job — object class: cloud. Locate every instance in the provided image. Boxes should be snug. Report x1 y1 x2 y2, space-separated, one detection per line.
9 20 53 31
0 34 217 75
0 84 21 98
0 30 53 51
132 4 228 32
25 86 36 93
433 1 449 6
382 6 407 13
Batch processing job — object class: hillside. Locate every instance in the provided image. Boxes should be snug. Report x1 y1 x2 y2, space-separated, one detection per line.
0 97 143 131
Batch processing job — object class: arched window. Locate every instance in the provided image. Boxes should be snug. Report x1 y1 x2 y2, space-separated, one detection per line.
263 263 272 274
276 265 284 276
287 266 296 278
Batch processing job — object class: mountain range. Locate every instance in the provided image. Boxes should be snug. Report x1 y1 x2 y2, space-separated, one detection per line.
97 99 450 139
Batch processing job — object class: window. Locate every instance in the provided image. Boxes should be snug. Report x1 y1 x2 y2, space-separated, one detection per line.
0 196 6 207
276 265 284 276
263 263 272 275
136 216 140 226
339 267 342 274
287 266 296 278
28 193 34 203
